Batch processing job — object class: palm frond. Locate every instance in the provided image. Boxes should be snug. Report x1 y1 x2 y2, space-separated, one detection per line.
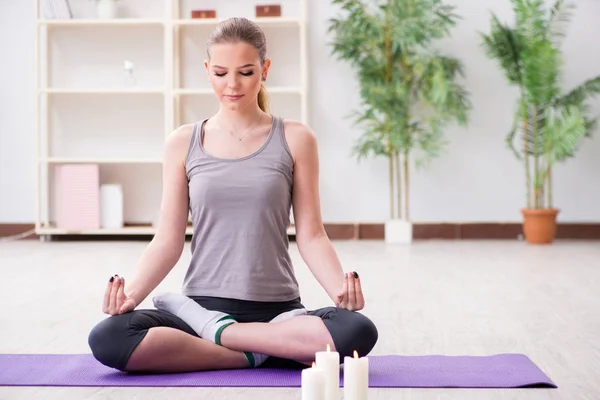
544 105 587 164
521 38 561 104
480 14 523 84
554 76 600 107
512 0 548 42
506 101 523 159
412 117 448 168
549 0 575 45
350 106 390 160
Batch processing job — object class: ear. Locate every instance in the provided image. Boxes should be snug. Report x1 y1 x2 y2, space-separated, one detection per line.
262 59 271 80
204 60 210 74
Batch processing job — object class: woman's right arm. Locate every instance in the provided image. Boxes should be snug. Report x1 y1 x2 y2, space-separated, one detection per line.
109 125 194 312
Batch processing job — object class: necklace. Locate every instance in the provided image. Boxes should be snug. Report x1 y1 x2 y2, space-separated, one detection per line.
219 114 263 142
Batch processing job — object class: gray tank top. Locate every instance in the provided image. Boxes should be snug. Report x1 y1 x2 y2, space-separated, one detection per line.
181 115 300 302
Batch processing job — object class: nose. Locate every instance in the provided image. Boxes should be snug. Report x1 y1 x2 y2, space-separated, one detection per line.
227 74 241 90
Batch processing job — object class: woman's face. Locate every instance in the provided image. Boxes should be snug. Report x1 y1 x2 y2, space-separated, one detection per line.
205 42 270 112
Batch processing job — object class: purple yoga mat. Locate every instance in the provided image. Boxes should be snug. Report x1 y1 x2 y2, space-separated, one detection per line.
0 353 556 388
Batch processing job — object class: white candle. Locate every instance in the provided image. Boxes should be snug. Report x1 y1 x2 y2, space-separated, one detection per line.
344 350 369 400
315 344 340 400
302 362 326 400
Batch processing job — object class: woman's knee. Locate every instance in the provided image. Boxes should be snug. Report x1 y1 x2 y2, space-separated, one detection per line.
312 307 378 359
88 309 195 371
88 313 139 371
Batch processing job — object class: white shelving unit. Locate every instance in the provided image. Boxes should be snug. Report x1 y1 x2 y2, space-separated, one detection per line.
34 0 306 237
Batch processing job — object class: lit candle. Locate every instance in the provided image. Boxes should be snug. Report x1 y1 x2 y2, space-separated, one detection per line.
343 350 369 400
315 344 340 400
302 362 326 400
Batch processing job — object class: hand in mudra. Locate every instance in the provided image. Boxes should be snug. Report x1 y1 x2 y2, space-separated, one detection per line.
336 271 365 311
102 275 137 315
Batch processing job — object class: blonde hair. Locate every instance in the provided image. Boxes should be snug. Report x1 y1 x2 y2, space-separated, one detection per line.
207 17 270 113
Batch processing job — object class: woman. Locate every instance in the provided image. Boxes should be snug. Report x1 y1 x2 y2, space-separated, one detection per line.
88 17 378 373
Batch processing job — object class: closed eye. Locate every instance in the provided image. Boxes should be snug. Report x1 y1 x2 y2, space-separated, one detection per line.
213 71 255 77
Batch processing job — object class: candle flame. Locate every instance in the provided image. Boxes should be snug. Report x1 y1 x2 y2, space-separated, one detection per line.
326 344 331 352
354 350 359 359
312 361 317 368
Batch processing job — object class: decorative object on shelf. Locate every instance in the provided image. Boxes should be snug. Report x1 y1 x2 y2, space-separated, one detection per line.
54 164 100 230
100 184 124 229
123 60 137 88
256 4 281 17
328 0 471 244
481 0 600 244
94 0 119 19
191 10 216 19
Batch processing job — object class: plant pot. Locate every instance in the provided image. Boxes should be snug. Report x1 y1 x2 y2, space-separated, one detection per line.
96 0 118 19
385 219 412 244
521 208 560 244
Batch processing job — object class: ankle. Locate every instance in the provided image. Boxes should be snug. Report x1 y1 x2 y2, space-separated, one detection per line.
214 319 236 346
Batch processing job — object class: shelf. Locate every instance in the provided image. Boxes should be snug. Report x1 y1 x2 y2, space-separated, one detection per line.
175 87 302 96
174 17 300 27
38 19 165 27
41 88 165 95
35 0 308 237
43 158 163 164
38 17 300 28
36 226 192 235
36 225 296 236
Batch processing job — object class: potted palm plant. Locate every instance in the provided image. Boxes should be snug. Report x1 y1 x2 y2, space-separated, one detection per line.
328 0 470 243
481 0 600 244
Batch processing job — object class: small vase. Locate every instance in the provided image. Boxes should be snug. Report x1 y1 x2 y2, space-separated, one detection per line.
100 184 124 229
385 219 413 244
96 0 118 19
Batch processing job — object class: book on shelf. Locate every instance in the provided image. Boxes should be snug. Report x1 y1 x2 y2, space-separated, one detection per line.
41 0 72 19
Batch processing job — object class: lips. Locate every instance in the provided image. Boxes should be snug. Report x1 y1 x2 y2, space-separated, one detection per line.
225 94 244 101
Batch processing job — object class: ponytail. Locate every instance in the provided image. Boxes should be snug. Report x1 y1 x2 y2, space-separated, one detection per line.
258 83 269 113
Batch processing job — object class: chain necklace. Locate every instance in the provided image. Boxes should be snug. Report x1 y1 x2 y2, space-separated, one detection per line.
219 114 263 142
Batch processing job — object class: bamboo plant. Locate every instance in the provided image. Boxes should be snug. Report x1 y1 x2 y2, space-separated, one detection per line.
481 0 600 210
328 0 470 221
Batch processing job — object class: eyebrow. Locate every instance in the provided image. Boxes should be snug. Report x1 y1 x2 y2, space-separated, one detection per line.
213 64 255 69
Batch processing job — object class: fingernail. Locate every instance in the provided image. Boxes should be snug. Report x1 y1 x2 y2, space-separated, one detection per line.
353 271 359 279
109 276 114 282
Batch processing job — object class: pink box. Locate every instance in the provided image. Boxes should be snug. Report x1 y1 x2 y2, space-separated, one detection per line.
54 164 100 230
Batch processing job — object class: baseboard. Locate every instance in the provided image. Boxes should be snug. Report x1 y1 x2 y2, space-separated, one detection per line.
1 223 599 240
0 224 38 239
325 222 600 240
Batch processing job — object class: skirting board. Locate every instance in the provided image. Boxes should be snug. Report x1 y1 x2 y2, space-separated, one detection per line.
1 223 600 240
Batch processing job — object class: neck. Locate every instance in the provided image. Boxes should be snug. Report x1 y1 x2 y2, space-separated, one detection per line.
215 102 266 131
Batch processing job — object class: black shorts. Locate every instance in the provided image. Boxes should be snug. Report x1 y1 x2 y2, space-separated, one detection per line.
88 296 378 371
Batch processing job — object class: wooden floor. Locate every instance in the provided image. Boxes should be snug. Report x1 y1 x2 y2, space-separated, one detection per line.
1 238 598 399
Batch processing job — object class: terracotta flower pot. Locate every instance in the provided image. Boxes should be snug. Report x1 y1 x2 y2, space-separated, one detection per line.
521 208 560 244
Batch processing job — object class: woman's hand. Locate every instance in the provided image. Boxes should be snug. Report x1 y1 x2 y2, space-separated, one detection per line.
102 275 137 316
335 271 365 311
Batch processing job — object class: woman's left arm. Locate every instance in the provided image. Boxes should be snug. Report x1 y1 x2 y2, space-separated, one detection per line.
285 120 365 311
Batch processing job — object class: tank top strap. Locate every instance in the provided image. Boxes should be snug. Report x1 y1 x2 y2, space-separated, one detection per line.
264 115 293 160
186 118 208 163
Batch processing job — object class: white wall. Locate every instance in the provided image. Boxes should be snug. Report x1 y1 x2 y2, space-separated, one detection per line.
1 0 599 224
